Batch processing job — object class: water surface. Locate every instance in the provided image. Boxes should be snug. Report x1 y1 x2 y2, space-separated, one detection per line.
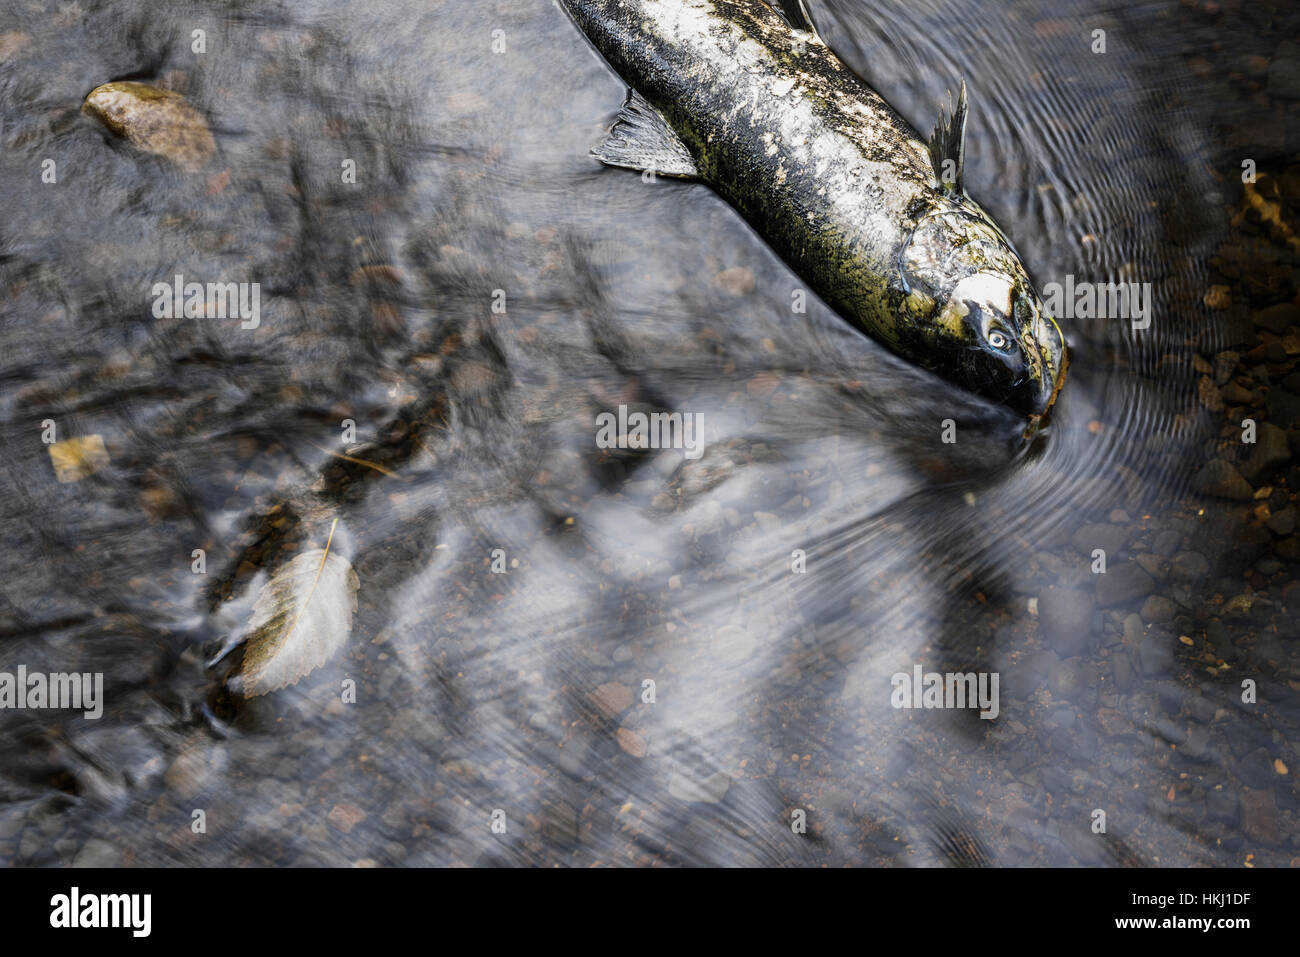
0 0 1297 866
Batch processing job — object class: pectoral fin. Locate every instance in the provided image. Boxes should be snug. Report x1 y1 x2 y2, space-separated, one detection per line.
594 90 699 179
929 80 968 196
765 0 824 42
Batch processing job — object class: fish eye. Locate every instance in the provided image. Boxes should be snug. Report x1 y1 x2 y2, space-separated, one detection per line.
987 329 1011 351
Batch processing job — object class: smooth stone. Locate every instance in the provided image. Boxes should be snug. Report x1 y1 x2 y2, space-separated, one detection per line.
1187 697 1217 725
1194 460 1253 500
711 623 759 664
1206 787 1239 822
1254 302 1299 333
1214 351 1240 385
0 811 23 840
1199 376 1224 411
1095 563 1156 607
1171 551 1210 581
1071 523 1128 558
1059 823 1109 865
1135 553 1169 580
1268 42 1300 99
1049 659 1096 700
1235 748 1277 789
1266 387 1300 424
18 829 44 861
1140 595 1177 623
1037 587 1094 657
1221 382 1255 404
1007 649 1058 699
1241 422 1291 480
1048 708 1075 729
1151 716 1187 746
1256 557 1283 576
1111 651 1134 691
1137 634 1175 675
1152 529 1182 556
1205 618 1234 657
82 81 215 170
72 838 121 867
1267 505 1297 536
590 681 634 718
1239 788 1280 843
1182 726 1211 760
1156 679 1184 713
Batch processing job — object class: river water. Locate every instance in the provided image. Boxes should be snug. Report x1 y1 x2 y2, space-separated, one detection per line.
0 0 1297 866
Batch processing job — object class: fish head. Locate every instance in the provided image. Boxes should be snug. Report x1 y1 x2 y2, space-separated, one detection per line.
899 203 1067 418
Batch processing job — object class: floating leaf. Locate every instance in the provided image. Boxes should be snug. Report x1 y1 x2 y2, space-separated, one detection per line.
49 434 110 483
229 522 359 697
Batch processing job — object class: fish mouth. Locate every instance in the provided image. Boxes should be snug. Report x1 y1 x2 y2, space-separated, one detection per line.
1003 312 1067 420
1025 312 1068 421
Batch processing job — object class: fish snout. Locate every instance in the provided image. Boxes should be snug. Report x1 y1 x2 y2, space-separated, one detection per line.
1027 311 1068 417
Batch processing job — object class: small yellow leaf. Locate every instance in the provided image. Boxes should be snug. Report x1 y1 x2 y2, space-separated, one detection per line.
49 435 109 483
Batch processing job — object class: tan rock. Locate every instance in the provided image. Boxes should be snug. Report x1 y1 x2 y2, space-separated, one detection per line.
591 681 633 718
82 81 215 170
616 727 646 757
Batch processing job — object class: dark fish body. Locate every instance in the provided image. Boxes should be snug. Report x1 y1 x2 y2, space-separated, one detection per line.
559 0 1067 417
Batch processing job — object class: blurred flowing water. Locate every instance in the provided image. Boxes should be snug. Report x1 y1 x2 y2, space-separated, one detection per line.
0 0 1297 866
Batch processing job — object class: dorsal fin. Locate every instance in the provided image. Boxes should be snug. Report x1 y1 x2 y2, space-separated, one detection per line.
766 0 823 42
928 80 968 196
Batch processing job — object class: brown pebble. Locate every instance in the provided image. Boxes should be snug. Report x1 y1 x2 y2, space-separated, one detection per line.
616 728 646 758
327 803 367 833
82 81 215 170
591 681 634 718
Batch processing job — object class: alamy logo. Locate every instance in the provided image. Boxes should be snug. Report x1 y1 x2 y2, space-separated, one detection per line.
151 273 260 329
595 405 704 460
890 665 999 720
50 887 150 937
0 666 103 719
1041 274 1150 331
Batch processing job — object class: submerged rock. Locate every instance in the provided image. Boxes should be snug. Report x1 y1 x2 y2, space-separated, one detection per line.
1095 562 1156 607
1037 586 1093 656
1194 459 1253 500
71 838 121 867
1239 787 1280 844
82 81 214 170
1241 422 1291 480
1140 594 1176 623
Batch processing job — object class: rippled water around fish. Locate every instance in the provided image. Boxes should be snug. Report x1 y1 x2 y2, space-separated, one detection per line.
0 0 1297 867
